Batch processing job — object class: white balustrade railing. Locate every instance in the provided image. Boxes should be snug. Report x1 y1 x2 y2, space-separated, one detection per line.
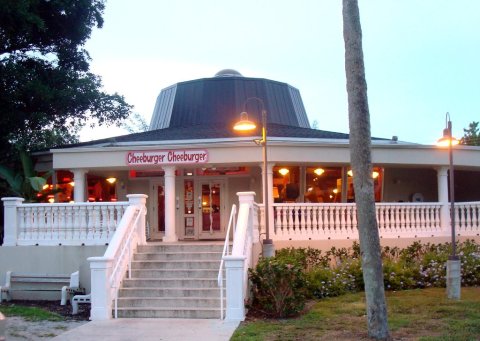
270 202 480 241
88 194 147 320
2 199 129 246
223 192 258 321
455 202 480 233
218 204 236 320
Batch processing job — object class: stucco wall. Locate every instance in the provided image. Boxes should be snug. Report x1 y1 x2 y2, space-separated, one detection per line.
383 168 437 202
0 245 107 299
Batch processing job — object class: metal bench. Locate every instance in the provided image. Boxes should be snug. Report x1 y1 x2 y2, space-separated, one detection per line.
72 293 91 315
0 271 84 305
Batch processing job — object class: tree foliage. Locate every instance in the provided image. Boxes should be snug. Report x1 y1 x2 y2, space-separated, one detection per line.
461 121 479 146
0 0 132 157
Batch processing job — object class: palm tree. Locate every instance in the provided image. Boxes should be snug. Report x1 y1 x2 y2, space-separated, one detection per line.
342 0 389 339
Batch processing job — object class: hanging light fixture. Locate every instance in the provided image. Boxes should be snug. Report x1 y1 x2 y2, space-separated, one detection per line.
278 168 289 176
314 168 324 176
233 112 257 131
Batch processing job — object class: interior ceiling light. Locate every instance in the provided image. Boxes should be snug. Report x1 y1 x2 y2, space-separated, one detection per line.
348 170 380 179
314 168 324 176
278 168 289 176
106 177 117 184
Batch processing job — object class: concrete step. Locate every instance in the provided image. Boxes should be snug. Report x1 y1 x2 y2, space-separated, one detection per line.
117 297 222 308
118 287 223 298
131 260 222 270
131 260 221 270
130 269 221 278
134 251 222 261
116 307 222 319
138 244 225 253
122 278 220 288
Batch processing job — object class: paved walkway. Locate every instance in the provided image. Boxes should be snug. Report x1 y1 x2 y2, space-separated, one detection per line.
52 318 240 341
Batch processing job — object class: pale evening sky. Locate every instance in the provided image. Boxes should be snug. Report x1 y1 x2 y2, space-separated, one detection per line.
80 0 480 145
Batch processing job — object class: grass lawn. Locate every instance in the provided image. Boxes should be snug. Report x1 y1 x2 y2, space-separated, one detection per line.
0 303 63 321
231 287 480 340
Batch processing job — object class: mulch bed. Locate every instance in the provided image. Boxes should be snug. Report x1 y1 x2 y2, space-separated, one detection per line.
2 300 90 321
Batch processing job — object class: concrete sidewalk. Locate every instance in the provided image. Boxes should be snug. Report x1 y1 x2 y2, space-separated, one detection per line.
52 318 240 341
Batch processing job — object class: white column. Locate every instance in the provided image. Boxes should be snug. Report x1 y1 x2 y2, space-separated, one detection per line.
88 256 113 320
163 166 177 242
2 197 24 246
437 167 450 234
260 162 275 237
341 167 348 203
72 169 88 202
127 194 148 245
224 255 246 321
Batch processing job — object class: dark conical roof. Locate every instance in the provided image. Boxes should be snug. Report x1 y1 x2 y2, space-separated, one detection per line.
149 71 311 130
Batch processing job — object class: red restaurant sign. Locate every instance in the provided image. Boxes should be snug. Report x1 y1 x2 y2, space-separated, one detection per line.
127 150 208 166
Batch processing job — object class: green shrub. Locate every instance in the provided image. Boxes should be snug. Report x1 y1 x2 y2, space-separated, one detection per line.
307 259 363 298
248 257 307 318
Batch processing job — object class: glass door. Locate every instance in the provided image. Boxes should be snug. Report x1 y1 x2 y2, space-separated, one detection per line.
198 180 225 239
150 182 165 240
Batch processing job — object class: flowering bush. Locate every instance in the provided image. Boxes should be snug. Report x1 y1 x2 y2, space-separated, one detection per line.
265 240 480 302
248 257 307 317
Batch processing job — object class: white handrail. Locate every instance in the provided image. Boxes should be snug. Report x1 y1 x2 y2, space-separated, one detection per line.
108 206 144 319
218 204 237 320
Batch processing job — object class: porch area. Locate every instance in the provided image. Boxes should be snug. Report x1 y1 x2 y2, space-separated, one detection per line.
1 194 480 321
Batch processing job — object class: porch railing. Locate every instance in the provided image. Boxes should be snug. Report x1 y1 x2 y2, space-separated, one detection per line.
2 197 129 246
223 192 258 321
266 201 480 241
218 204 236 320
88 194 147 320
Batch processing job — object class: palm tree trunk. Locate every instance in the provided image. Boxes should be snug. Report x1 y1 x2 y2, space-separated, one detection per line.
342 0 389 339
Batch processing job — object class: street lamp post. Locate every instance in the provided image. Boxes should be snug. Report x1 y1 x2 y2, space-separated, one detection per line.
233 97 275 257
437 112 460 299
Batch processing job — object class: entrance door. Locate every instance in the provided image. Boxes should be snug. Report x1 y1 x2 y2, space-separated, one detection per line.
150 182 165 240
198 180 225 239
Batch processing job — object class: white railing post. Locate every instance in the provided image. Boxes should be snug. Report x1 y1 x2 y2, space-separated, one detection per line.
2 197 24 246
127 194 148 245
224 255 246 321
88 256 113 320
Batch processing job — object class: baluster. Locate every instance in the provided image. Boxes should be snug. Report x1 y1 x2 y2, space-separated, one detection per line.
78 206 87 240
30 207 39 241
280 206 286 232
299 206 306 232
86 206 95 240
352 206 358 236
408 206 414 232
384 206 391 232
58 206 66 241
311 206 318 232
104 205 111 239
377 205 384 232
317 206 324 233
454 205 460 231
465 205 472 231
108 205 115 239
43 206 50 241
403 206 410 231
94 206 102 240
18 208 26 241
472 204 479 229
328 206 335 235
339 206 345 234
35 206 44 241
394 205 400 233
98 205 106 240
72 206 80 240
399 206 406 230
418 205 425 232
305 206 312 232
66 206 75 241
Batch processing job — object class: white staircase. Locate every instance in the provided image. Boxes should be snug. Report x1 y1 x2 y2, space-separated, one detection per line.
116 243 225 318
